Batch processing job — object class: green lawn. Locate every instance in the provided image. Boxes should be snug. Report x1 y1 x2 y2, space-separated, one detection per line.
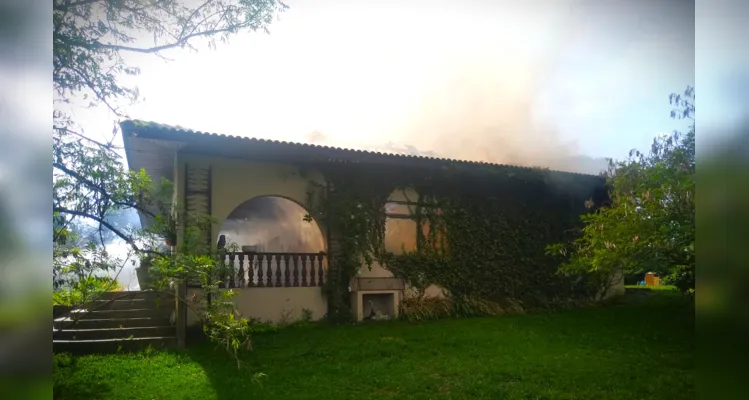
53 288 694 400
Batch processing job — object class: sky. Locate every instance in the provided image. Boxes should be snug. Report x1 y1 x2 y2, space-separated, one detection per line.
55 0 698 289
65 0 696 173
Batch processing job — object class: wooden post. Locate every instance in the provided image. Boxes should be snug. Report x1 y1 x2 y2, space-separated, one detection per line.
175 279 187 349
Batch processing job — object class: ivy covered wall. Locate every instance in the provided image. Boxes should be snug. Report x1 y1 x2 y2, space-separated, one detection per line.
301 160 608 321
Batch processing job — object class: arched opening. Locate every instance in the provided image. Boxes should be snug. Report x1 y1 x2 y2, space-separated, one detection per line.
384 188 446 255
217 196 326 288
384 198 419 255
382 188 448 301
219 196 325 253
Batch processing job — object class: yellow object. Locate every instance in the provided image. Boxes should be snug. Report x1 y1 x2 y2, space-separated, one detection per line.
645 272 660 287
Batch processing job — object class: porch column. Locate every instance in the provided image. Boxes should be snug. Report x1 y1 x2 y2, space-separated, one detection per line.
174 279 187 348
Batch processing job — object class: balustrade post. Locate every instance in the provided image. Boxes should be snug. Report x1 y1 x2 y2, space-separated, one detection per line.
237 253 246 287
292 254 300 287
280 254 289 287
227 252 235 288
247 253 256 287
274 255 283 287
316 253 325 286
226 252 326 288
308 254 316 287
257 254 265 287
267 255 274 288
300 255 309 287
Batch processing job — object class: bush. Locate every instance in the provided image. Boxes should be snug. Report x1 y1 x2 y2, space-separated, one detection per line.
399 296 452 321
399 295 525 322
53 276 121 307
662 265 695 295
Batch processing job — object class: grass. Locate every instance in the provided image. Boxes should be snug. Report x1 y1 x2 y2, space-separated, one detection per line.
0 289 53 328
53 288 694 400
624 284 678 291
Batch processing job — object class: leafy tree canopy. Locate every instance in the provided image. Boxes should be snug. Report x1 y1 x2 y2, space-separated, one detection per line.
547 86 695 294
53 0 288 274
53 0 288 360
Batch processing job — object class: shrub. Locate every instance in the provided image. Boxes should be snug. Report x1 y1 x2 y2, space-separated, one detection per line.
399 294 525 322
53 276 121 307
399 296 452 322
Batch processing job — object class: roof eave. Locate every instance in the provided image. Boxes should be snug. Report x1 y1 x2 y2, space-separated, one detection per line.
120 119 605 181
121 121 184 230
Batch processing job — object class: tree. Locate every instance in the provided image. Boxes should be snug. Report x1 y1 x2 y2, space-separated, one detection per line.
54 0 287 115
53 0 288 359
547 86 695 295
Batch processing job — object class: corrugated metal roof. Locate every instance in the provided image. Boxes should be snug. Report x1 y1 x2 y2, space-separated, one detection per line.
120 119 601 178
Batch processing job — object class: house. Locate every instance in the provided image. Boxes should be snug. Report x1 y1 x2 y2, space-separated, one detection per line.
121 120 616 327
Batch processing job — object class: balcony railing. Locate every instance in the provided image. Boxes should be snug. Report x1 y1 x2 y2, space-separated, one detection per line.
218 252 327 288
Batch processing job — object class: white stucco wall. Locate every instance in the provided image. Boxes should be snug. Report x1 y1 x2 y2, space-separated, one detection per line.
186 287 327 325
175 153 327 249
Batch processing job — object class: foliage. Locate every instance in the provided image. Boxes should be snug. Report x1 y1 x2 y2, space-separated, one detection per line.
52 126 170 303
53 288 694 400
53 275 122 307
298 308 314 325
399 294 523 322
147 210 262 364
64 208 137 248
399 296 453 321
661 264 695 294
53 151 254 360
53 219 131 303
304 168 391 322
53 130 166 253
53 0 289 361
54 0 287 116
305 161 606 320
546 86 695 295
387 191 598 304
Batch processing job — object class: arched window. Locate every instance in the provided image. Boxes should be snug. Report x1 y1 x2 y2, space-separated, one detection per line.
218 196 325 253
384 200 418 255
384 189 446 255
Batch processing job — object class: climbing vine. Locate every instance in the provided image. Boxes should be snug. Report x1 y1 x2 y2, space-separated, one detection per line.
304 160 607 320
304 164 391 322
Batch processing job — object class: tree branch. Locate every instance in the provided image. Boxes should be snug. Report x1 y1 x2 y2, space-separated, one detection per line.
53 213 76 244
54 207 163 257
179 0 215 40
52 161 159 219
54 125 121 151
91 24 241 54
54 0 102 12
68 63 126 117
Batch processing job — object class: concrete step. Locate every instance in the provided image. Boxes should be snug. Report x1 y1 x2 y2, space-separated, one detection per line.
87 298 174 311
54 317 171 330
53 336 176 355
53 326 175 341
76 308 172 320
97 291 173 301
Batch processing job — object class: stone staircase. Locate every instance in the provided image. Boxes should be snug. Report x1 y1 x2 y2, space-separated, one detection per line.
53 291 177 354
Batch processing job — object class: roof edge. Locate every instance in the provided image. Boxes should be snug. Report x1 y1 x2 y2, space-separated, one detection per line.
120 119 605 179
